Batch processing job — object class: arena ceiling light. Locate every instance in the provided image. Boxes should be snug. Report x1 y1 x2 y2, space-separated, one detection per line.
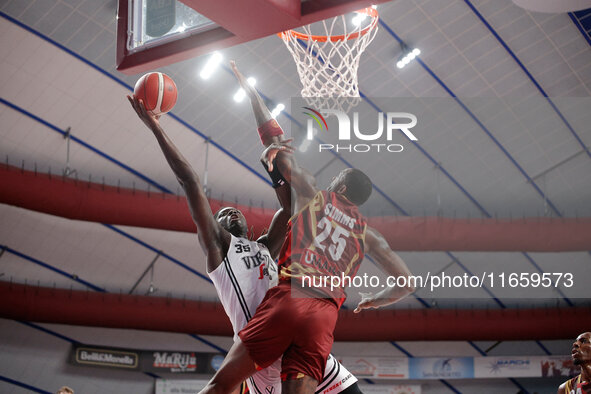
233 77 256 102
352 12 367 26
352 5 377 26
396 45 421 69
271 103 285 118
199 52 223 80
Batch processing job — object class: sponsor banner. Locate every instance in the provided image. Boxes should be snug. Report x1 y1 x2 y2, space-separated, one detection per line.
358 384 421 394
540 356 577 378
375 358 410 379
409 357 474 380
339 355 576 380
474 357 538 378
339 357 409 379
475 356 576 378
71 345 140 370
70 344 222 374
155 379 209 394
147 351 206 373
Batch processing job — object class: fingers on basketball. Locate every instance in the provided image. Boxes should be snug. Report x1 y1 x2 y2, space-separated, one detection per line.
126 95 135 109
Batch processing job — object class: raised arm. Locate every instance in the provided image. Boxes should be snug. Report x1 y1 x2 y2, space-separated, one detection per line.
127 96 229 272
256 204 290 259
230 60 283 147
232 61 318 216
354 226 415 313
231 60 293 210
261 142 318 212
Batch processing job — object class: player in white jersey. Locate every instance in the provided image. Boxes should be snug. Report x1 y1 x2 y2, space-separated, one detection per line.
128 95 363 394
210 234 360 394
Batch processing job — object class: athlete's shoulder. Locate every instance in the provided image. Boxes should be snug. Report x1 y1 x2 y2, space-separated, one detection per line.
560 375 580 394
253 238 270 250
558 379 567 394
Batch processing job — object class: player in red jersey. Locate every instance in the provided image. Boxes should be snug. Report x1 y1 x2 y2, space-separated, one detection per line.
274 170 372 306
198 65 415 394
559 332 591 394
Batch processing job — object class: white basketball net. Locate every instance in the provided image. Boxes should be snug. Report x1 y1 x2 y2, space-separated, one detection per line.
279 9 379 103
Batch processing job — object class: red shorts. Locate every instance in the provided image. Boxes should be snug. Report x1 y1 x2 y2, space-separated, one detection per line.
238 282 338 383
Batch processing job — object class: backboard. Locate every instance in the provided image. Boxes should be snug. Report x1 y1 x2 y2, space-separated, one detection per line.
116 0 391 74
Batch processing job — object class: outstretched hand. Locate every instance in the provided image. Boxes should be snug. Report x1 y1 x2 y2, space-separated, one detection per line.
230 60 239 76
230 60 255 93
230 60 244 83
127 95 161 131
354 292 378 313
261 139 295 172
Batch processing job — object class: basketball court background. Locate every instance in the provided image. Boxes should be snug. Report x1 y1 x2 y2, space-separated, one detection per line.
1 0 591 393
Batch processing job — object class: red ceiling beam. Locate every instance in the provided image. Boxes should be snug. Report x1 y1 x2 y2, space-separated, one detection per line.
0 164 273 238
368 216 591 252
0 281 233 336
1 164 591 251
1 281 588 341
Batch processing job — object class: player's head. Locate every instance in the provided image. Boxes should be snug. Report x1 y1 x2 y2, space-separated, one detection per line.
327 168 372 206
214 207 248 237
572 332 591 366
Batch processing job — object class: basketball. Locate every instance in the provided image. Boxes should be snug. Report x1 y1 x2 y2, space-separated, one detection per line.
133 72 177 116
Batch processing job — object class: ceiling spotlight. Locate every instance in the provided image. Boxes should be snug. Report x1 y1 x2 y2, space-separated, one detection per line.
396 44 421 69
352 13 367 26
200 52 223 80
271 103 285 118
233 77 256 102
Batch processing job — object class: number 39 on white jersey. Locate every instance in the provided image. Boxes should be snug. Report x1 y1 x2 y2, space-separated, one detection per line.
210 235 278 342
